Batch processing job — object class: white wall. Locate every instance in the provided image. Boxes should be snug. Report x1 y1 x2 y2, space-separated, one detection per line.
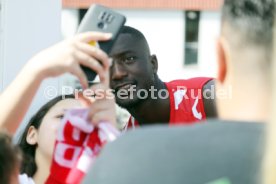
62 8 79 38
0 0 62 136
0 1 4 91
198 11 221 78
117 9 185 82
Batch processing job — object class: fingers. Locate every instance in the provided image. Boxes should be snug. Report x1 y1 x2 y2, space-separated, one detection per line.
80 84 114 104
88 98 114 116
89 82 113 95
102 66 110 87
88 98 116 126
90 111 116 127
78 92 95 107
73 50 107 82
75 32 112 43
70 65 88 89
88 99 116 127
79 83 115 126
75 42 110 70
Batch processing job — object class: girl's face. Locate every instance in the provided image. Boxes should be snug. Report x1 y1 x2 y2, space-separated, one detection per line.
26 98 82 161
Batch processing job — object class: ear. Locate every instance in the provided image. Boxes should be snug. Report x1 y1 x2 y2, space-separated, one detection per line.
216 37 227 83
26 126 38 145
150 54 158 74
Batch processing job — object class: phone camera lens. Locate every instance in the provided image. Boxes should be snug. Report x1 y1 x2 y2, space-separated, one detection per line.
97 22 105 29
106 14 114 23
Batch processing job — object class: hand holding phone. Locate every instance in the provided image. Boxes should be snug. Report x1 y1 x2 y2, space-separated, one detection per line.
77 4 126 85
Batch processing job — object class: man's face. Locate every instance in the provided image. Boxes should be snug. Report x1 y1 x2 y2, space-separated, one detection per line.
109 33 156 108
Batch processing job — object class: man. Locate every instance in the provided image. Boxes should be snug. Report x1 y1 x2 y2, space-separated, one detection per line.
109 26 217 128
84 0 274 183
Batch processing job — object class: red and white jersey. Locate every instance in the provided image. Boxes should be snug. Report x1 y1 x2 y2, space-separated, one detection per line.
125 77 212 130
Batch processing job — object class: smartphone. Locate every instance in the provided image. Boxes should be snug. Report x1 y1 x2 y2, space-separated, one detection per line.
77 4 126 85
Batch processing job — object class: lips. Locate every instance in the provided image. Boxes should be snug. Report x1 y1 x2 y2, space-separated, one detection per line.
114 83 136 92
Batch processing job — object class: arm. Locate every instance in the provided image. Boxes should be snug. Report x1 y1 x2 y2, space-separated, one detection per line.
0 65 45 133
203 79 218 118
0 32 112 133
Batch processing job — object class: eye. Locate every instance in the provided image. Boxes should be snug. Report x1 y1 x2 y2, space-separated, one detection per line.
123 56 136 64
55 114 64 119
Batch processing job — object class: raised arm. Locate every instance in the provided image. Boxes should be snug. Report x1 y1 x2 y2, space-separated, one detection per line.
0 32 112 133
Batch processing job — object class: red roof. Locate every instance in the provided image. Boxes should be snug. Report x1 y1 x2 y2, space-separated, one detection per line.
62 0 223 10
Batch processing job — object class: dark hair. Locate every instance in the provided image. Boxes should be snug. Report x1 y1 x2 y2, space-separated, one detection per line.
222 0 274 47
120 26 151 54
0 132 22 184
121 26 147 41
18 94 75 177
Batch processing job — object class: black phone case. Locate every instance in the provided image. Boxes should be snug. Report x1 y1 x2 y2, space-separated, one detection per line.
77 4 126 84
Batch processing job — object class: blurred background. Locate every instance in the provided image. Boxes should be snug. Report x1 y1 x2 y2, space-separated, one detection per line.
0 0 222 131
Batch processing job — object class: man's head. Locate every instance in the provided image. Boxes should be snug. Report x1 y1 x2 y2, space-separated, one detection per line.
218 0 274 80
109 26 159 108
216 0 274 120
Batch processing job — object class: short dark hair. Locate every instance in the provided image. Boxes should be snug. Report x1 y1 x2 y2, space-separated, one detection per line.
121 26 147 41
222 0 274 47
0 132 21 184
120 26 151 54
17 94 75 177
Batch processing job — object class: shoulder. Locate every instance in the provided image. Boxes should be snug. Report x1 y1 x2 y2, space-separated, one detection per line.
120 120 264 143
99 120 265 161
166 77 213 89
88 121 264 184
104 120 266 164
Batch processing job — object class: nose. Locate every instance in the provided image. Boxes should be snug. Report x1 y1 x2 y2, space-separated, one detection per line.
110 61 128 80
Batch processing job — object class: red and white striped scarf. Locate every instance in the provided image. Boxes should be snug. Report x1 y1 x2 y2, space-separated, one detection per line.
45 108 120 184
